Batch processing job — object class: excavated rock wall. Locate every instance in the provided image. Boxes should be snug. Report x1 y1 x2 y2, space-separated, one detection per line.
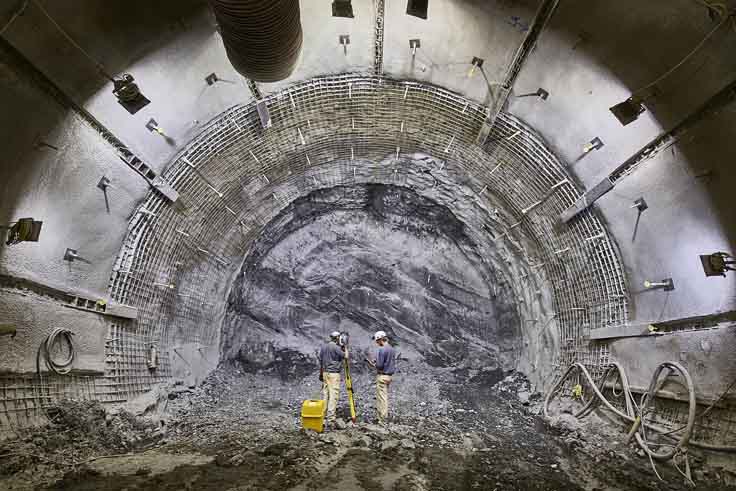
221 182 522 379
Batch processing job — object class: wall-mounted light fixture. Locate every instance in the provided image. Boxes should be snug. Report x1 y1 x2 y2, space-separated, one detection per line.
700 252 735 277
407 0 428 19
332 0 354 18
610 97 646 126
146 118 166 136
2 218 43 246
643 278 675 291
468 57 484 78
112 74 150 114
582 137 604 154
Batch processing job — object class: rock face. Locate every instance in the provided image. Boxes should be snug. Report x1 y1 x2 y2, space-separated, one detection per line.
221 183 521 375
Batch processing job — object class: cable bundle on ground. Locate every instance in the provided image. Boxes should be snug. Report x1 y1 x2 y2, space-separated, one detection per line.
545 361 736 484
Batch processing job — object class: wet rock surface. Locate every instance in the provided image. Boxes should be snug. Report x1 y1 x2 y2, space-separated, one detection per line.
5 366 736 490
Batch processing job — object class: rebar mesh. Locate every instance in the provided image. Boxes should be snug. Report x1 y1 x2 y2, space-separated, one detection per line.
1 75 631 431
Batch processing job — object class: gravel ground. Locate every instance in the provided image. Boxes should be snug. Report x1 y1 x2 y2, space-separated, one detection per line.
2 363 736 490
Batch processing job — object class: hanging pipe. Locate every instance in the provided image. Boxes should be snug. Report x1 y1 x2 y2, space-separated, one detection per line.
207 0 303 82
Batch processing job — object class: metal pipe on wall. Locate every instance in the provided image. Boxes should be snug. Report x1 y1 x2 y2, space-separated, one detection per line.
208 0 303 83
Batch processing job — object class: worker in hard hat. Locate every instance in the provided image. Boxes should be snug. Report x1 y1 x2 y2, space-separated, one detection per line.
319 331 345 427
368 330 397 425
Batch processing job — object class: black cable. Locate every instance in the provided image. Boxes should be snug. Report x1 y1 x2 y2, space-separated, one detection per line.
36 328 75 376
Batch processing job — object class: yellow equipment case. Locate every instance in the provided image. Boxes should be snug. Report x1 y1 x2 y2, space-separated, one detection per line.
301 399 325 433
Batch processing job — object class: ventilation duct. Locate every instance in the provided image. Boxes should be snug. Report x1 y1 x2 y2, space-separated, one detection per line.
208 0 303 83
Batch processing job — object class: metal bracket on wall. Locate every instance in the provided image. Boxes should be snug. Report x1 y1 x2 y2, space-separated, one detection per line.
631 197 648 212
332 0 354 18
409 39 420 57
256 100 272 129
63 295 138 320
339 35 351 55
517 88 549 100
588 311 736 340
468 56 484 77
406 0 429 19
97 176 113 191
582 137 604 153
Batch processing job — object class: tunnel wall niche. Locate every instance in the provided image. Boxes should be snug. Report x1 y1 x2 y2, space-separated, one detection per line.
0 75 626 429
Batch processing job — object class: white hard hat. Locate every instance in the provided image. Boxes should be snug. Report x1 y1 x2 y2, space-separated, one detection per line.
330 331 341 338
373 330 387 341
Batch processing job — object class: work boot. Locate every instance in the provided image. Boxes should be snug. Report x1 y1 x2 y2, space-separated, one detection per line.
335 419 347 430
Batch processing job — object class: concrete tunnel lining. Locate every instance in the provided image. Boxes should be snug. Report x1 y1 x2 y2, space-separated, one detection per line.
2 0 736 485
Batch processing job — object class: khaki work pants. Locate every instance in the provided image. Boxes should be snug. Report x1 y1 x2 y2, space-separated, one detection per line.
322 372 341 423
376 374 392 423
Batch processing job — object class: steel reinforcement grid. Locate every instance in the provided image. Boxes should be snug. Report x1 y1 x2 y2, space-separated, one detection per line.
2 75 631 434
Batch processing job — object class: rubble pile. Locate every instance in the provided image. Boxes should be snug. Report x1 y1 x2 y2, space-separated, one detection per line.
3 364 736 489
0 400 163 488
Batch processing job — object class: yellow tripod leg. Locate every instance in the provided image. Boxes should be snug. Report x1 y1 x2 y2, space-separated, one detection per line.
344 351 357 422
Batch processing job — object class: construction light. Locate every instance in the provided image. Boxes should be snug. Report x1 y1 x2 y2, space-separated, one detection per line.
700 252 735 277
407 0 428 19
3 218 42 246
610 97 645 126
112 73 150 114
332 0 354 18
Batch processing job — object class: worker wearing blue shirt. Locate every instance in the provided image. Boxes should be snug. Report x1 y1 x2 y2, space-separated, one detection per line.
368 330 396 424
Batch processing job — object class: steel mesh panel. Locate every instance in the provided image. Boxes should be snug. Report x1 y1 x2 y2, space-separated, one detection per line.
1 75 630 429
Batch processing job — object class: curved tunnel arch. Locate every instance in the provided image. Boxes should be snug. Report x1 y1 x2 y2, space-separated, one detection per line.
108 75 628 395
0 2 735 480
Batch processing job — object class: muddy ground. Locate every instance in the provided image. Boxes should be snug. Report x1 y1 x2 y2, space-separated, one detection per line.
2 364 736 490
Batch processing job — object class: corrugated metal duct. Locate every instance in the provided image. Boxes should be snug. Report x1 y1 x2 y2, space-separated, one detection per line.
208 0 303 83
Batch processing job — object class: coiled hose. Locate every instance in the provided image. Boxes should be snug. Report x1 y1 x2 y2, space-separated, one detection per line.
36 328 75 375
543 361 736 459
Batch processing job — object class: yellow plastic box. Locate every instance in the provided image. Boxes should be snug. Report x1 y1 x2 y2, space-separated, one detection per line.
301 399 325 433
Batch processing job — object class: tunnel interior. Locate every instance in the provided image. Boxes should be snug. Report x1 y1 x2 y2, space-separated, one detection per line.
1 0 736 489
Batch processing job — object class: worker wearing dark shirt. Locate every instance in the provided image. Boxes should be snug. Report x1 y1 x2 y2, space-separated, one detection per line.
319 331 344 424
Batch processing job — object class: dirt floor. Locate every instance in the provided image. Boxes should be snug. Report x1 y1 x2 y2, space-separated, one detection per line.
2 364 736 490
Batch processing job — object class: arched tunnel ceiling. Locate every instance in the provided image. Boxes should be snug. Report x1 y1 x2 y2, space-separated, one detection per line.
0 0 735 425
109 76 626 391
